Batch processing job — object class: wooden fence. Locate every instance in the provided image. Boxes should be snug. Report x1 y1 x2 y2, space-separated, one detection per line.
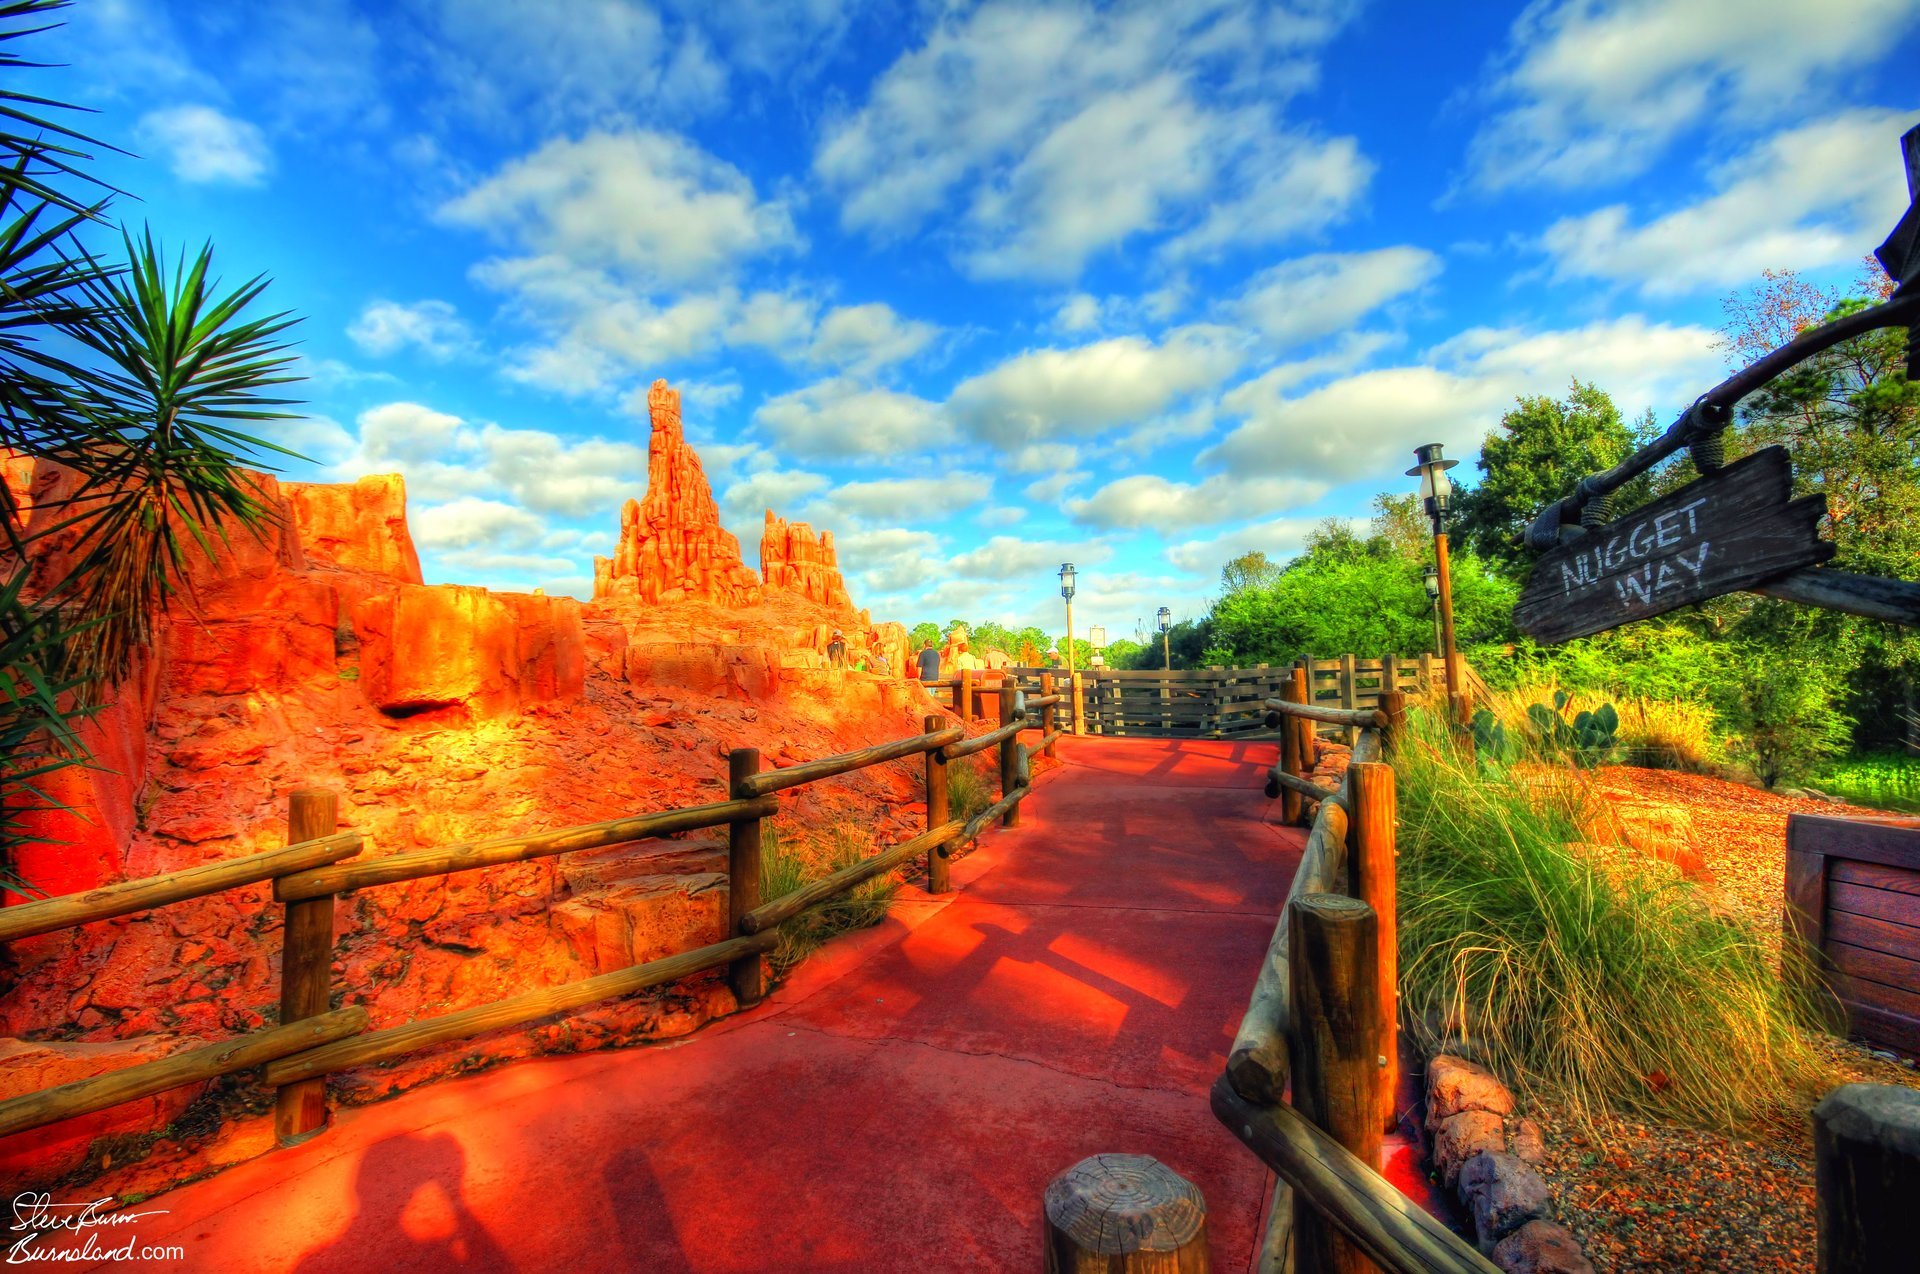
0 686 1061 1151
1787 812 1920 1057
1212 687 1499 1273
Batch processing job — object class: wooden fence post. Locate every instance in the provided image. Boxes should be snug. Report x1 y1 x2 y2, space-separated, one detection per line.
1349 761 1399 1133
1290 664 1314 794
1418 652 1435 692
1340 653 1360 747
1378 691 1409 753
925 714 952 894
1815 1084 1920 1273
1289 893 1384 1274
1044 1153 1210 1272
960 668 976 722
999 683 1023 828
1279 676 1305 825
1040 672 1059 759
728 748 765 1006
276 788 338 1145
1071 670 1086 736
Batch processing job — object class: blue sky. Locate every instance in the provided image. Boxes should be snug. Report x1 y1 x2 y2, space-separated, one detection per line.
45 0 1920 642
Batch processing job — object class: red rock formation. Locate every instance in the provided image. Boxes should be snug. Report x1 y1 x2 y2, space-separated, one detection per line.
353 585 585 719
284 475 423 583
760 511 853 612
593 380 762 607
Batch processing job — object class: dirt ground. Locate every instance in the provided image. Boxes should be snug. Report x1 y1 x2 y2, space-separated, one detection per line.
1531 768 1919 1272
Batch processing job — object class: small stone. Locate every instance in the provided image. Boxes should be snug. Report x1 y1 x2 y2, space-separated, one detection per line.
1491 1220 1595 1274
1427 1053 1516 1126
1433 1110 1507 1187
1509 1117 1547 1164
1460 1151 1552 1249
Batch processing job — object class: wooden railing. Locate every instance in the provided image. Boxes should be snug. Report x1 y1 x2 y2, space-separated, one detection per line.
1215 690 1498 1273
0 686 1049 1154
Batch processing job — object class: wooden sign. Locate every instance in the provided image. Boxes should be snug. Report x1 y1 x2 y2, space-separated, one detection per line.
1514 446 1832 643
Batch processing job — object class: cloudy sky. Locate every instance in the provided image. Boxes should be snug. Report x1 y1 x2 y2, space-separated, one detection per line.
50 0 1920 640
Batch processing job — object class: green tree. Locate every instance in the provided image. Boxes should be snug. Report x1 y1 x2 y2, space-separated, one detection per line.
1453 380 1650 577
1220 549 1280 595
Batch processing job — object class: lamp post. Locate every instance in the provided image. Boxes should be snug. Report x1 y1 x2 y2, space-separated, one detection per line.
1157 606 1172 670
1059 563 1077 677
1423 565 1442 659
1407 443 1463 720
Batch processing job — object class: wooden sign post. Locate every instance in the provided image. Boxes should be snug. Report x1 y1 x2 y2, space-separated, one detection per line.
1513 445 1832 643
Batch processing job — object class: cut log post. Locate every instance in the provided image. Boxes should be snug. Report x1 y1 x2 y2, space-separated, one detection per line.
1291 665 1314 791
1815 1083 1920 1274
1348 761 1399 1133
1289 893 1384 1274
961 668 977 722
951 671 966 718
1071 670 1086 735
1418 652 1435 692
1278 676 1304 823
1041 672 1059 759
275 788 338 1146
1377 691 1408 753
1340 654 1360 746
1043 1153 1210 1273
999 683 1022 829
728 748 765 1007
925 713 952 894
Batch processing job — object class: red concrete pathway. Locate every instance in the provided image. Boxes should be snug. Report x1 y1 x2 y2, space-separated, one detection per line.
84 737 1311 1273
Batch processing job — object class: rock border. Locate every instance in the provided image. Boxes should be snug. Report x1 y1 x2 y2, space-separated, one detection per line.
1425 1051 1595 1274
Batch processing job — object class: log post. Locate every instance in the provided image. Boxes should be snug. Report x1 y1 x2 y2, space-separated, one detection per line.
275 789 338 1145
1291 664 1314 799
1418 652 1435 692
1044 1153 1209 1273
999 682 1022 828
960 668 976 722
1349 761 1399 1132
1289 893 1384 1274
1378 691 1409 753
1279 676 1305 825
1340 653 1360 747
728 748 765 1006
925 714 952 894
1816 1084 1920 1274
1071 670 1086 736
1040 672 1059 759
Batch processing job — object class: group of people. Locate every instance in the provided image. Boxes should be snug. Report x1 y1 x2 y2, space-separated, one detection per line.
912 633 983 682
824 629 890 676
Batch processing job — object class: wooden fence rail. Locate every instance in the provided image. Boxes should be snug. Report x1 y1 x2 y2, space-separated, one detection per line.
0 701 1051 1149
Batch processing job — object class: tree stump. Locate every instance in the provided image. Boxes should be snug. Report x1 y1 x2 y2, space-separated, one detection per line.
1816 1083 1920 1273
1044 1153 1209 1273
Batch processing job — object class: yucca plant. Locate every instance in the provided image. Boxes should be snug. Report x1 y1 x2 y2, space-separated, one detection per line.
0 1 301 895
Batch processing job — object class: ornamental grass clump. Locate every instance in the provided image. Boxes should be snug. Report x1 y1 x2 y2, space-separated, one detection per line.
1394 708 1833 1132
759 820 897 977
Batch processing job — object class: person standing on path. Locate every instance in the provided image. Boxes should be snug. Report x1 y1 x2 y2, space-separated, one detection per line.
916 640 941 682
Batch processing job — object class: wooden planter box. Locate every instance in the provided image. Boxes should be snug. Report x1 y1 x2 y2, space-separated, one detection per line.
1787 813 1920 1056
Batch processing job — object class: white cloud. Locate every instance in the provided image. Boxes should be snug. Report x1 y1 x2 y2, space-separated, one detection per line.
836 527 943 594
1205 315 1723 483
1068 473 1328 531
754 379 942 459
348 299 476 360
977 506 1028 528
814 0 1363 277
821 473 993 522
1466 0 1920 191
412 497 546 550
1230 248 1441 349
1166 516 1334 575
135 104 271 185
806 302 939 374
947 325 1246 449
1540 108 1920 295
441 130 799 289
952 535 1107 581
720 469 833 524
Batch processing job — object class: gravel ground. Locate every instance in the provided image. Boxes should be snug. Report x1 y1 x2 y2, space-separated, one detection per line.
1525 768 1920 1272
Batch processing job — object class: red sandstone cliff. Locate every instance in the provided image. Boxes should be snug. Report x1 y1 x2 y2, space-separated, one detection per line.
761 512 854 613
593 379 763 608
0 394 947 1199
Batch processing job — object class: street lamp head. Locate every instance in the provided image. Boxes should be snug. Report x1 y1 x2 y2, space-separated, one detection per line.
1156 606 1171 633
1059 561 1076 600
1423 564 1440 600
1406 442 1459 518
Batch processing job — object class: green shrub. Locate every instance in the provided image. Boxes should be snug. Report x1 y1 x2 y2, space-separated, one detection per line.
1812 751 1920 811
1724 648 1853 789
1395 707 1833 1131
758 821 897 978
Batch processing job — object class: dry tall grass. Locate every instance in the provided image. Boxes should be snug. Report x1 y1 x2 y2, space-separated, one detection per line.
759 820 897 977
1494 679 1722 771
